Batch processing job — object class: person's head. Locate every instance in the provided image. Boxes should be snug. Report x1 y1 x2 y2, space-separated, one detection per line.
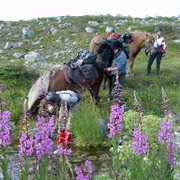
154 26 162 36
46 91 60 104
112 41 123 54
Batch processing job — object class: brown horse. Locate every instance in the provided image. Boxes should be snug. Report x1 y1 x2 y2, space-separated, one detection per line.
24 42 114 115
89 31 155 75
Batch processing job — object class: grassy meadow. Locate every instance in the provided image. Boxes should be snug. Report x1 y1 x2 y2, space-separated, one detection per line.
0 15 180 146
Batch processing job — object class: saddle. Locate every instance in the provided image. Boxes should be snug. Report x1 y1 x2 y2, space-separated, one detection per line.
64 50 96 84
102 31 132 44
121 32 133 44
102 32 132 59
66 64 96 84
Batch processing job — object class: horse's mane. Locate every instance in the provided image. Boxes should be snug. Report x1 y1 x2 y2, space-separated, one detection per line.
96 42 113 54
95 42 114 68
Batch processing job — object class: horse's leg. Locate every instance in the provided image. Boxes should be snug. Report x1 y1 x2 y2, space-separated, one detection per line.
109 75 113 99
127 55 133 75
24 98 41 118
127 43 142 76
88 82 102 102
88 86 99 102
128 55 136 76
103 74 108 90
88 69 105 102
31 99 41 115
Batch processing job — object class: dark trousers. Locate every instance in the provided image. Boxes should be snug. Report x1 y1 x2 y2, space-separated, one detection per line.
109 74 126 100
147 52 163 75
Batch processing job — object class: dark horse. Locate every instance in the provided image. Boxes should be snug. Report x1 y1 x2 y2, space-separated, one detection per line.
24 42 114 115
89 31 155 75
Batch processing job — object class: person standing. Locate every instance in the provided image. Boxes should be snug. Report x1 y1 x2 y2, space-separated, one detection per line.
106 41 127 100
147 26 166 76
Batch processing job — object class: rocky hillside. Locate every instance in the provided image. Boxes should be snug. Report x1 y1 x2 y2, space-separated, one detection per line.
0 15 180 70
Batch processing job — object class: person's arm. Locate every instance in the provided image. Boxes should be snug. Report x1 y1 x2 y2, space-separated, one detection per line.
106 54 126 72
106 67 117 71
116 56 126 72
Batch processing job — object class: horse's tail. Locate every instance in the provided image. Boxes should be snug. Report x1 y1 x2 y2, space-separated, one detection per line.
24 70 51 116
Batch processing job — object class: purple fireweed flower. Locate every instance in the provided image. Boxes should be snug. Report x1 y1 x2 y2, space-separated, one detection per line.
167 141 177 151
113 73 123 106
34 116 54 159
107 105 124 138
57 144 72 156
75 166 85 180
168 151 177 168
0 110 11 148
19 116 55 160
85 160 93 175
132 129 149 155
167 141 177 167
158 119 177 168
158 120 173 144
19 132 34 159
75 160 93 180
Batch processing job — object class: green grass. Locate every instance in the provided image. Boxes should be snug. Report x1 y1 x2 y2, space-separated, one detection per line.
0 15 180 146
72 95 109 146
0 61 39 121
122 42 180 115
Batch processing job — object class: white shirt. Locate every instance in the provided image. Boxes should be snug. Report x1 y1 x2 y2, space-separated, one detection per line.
154 36 166 49
56 90 79 106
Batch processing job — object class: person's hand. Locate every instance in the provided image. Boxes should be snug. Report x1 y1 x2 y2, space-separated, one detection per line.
151 50 156 55
106 67 117 71
105 67 112 71
162 53 166 57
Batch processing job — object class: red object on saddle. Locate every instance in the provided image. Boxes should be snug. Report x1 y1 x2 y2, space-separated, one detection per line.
108 33 120 40
57 130 65 144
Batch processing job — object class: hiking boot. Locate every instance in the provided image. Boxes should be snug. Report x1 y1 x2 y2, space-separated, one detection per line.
56 130 65 145
64 131 72 148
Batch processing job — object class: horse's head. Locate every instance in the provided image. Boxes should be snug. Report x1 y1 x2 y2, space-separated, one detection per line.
144 33 155 56
95 42 114 70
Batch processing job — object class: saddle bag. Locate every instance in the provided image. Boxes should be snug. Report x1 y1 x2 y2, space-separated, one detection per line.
121 32 133 44
80 64 96 80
